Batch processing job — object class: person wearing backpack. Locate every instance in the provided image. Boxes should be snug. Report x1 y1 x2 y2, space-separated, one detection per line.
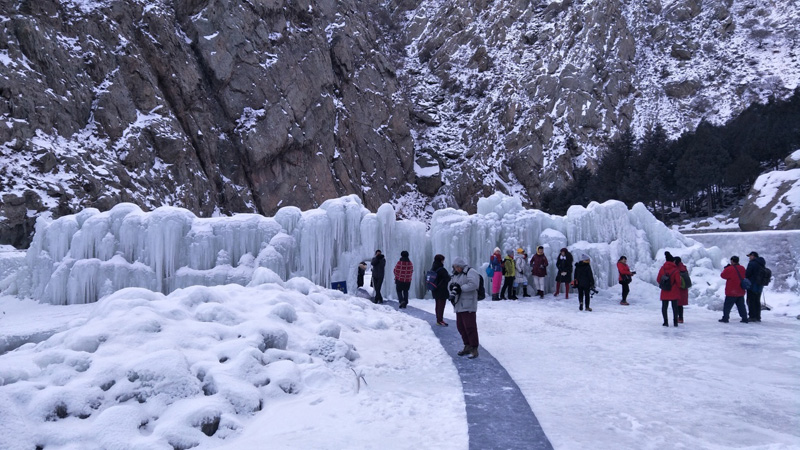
500 249 517 300
555 248 573 299
489 248 503 300
573 254 595 311
616 255 635 305
719 256 749 323
674 257 690 323
430 254 451 326
393 250 414 309
745 251 766 322
657 252 682 327
449 257 481 359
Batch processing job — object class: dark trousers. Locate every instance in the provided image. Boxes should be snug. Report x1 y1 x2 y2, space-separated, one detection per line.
621 283 630 302
500 276 516 298
577 287 590 307
373 277 384 303
435 297 447 323
677 304 683 320
395 281 410 305
722 296 748 321
746 290 761 321
661 300 678 324
456 311 479 347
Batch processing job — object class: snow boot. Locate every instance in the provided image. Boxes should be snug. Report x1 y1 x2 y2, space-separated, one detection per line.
663 322 669 327
579 302 583 311
564 285 569 299
539 290 544 299
468 347 479 359
554 284 560 296
457 345 472 356
492 293 501 301
523 286 531 297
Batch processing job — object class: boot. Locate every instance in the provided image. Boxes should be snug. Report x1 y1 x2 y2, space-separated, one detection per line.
523 286 531 297
673 315 679 327
539 290 544 299
492 293 500 301
579 301 583 311
586 299 592 311
554 283 560 296
457 345 472 356
564 284 569 299
468 347 479 359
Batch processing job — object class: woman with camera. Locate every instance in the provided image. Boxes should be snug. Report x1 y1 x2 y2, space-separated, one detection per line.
617 256 635 306
573 254 596 311
449 257 481 359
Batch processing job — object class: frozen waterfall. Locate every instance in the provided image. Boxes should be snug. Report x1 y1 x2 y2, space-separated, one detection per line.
10 193 721 305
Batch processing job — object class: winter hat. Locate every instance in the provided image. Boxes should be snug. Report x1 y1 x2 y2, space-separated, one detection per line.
580 253 590 261
674 256 682 265
493 247 501 254
664 251 674 262
401 250 409 258
452 257 468 268
747 251 759 257
506 249 514 256
517 248 524 254
434 254 445 262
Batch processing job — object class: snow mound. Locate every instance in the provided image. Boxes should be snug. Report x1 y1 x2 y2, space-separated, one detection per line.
0 282 391 449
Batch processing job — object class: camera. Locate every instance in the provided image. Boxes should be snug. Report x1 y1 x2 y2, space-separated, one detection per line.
448 283 461 303
590 287 599 297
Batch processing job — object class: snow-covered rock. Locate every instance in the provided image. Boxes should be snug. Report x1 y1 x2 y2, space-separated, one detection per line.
739 168 800 231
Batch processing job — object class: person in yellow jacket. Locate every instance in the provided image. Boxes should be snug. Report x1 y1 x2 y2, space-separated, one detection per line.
500 249 518 300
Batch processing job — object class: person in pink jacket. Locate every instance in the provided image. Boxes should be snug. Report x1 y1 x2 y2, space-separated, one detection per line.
656 252 682 327
719 256 749 323
489 248 503 301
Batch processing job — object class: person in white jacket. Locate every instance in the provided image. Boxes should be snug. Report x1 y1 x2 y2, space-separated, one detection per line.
448 257 481 359
513 248 531 297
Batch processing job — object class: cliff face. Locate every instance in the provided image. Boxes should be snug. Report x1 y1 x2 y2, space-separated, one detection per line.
1 0 798 246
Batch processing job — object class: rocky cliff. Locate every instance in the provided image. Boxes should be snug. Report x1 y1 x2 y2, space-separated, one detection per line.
1 0 798 246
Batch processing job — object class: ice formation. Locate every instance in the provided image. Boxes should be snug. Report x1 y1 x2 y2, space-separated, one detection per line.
10 193 724 305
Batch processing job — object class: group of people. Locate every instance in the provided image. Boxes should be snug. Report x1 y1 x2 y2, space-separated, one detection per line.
357 246 770 359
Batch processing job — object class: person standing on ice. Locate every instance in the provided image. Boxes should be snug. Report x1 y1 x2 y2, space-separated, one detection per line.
745 251 766 323
514 248 531 298
555 248 573 299
430 254 451 326
573 254 595 311
371 250 386 304
673 257 689 323
657 252 682 327
393 250 414 309
500 249 517 300
617 256 635 306
719 255 749 323
449 257 481 359
489 248 503 301
530 246 549 298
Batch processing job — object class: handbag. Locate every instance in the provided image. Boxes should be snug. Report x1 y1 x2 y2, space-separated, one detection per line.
620 274 632 284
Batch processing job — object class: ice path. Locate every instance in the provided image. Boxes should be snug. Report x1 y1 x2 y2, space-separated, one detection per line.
398 301 554 450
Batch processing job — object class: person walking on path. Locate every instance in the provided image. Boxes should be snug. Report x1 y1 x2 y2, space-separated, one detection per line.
393 250 414 309
430 254 451 326
674 257 689 323
530 246 549 299
514 248 531 298
573 254 595 311
449 257 481 359
555 248 573 299
371 250 386 304
617 256 635 305
489 248 503 300
657 252 682 327
720 255 749 323
745 251 766 322
500 250 518 300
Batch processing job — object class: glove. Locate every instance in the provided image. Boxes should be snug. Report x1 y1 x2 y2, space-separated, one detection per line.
560 272 566 276
631 271 636 275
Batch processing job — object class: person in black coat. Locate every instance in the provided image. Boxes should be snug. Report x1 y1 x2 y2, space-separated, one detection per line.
745 251 766 322
357 261 367 288
371 250 386 304
573 253 596 311
555 247 573 298
431 254 451 326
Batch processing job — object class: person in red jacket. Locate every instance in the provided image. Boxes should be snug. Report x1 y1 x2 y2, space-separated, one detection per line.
674 257 689 323
616 256 635 305
719 255 749 323
657 252 682 327
393 250 414 309
530 246 549 298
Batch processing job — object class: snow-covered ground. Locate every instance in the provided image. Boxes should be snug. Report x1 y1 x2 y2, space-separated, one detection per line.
2 277 798 449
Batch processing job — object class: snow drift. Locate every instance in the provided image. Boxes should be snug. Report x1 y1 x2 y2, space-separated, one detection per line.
6 193 736 305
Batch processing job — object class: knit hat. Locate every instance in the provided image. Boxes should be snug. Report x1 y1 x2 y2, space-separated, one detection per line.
452 257 468 268
580 253 590 261
664 251 674 262
493 247 501 254
401 250 409 258
517 248 524 254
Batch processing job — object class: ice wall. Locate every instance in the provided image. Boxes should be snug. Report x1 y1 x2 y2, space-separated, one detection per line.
11 193 723 305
